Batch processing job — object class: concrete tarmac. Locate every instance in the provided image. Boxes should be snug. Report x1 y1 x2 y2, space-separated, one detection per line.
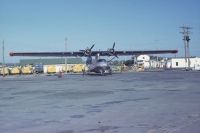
0 71 200 133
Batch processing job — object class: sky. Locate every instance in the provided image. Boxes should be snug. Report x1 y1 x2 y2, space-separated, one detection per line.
0 0 200 63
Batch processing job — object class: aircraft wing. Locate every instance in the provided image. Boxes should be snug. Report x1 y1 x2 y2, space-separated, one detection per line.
10 50 177 57
98 50 178 56
9 51 86 57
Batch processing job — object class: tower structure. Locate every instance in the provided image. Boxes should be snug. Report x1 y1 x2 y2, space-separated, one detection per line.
65 37 68 73
180 26 192 70
2 40 5 77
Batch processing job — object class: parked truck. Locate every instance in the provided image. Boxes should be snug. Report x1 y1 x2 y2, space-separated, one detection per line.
34 63 44 74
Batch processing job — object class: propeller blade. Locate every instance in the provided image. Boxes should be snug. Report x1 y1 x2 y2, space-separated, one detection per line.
113 42 115 49
90 44 95 50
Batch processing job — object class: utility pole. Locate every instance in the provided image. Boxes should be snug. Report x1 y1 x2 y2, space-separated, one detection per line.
180 26 192 70
65 37 68 73
2 40 5 77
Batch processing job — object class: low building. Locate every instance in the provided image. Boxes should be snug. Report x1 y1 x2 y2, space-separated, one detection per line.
167 57 200 70
136 55 150 68
20 58 83 66
19 58 84 73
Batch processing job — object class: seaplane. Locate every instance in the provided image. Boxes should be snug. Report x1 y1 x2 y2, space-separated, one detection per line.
10 42 178 75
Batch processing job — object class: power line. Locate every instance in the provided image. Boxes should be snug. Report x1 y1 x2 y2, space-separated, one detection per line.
180 25 192 70
2 40 5 77
65 37 68 73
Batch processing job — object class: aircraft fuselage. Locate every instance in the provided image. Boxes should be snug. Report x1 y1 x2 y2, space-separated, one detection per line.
87 59 112 75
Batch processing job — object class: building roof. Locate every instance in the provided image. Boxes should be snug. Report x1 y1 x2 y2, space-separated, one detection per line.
20 58 83 66
171 57 200 59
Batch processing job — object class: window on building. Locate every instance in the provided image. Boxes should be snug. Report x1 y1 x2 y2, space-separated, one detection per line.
176 62 178 66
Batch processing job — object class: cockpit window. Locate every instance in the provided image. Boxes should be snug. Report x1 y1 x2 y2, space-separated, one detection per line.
97 59 106 62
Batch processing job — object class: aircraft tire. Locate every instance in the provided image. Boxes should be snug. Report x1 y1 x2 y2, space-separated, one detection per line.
99 68 105 76
108 69 112 75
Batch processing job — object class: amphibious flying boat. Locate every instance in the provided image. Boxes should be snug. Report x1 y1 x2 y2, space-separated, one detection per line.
10 42 178 75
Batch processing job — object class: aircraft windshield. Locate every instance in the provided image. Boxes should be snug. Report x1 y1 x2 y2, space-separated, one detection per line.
97 59 106 62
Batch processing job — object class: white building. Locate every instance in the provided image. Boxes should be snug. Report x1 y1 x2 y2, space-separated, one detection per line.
149 59 165 68
136 55 150 68
167 57 200 70
136 55 167 69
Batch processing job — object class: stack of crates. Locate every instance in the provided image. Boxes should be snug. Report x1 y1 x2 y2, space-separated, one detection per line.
10 67 21 75
0 67 9 75
47 65 56 73
73 64 85 73
21 65 33 74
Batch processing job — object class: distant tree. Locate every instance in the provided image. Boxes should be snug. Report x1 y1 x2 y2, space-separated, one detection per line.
112 60 120 65
124 60 135 66
150 56 163 61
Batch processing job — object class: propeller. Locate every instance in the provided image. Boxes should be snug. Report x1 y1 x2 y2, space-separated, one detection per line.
80 44 95 56
107 42 118 58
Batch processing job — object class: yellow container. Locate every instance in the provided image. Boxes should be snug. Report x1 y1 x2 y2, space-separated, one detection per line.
0 67 9 75
62 65 67 72
47 65 56 73
21 66 33 74
82 64 87 71
61 65 73 73
10 67 21 75
73 64 85 73
67 65 74 72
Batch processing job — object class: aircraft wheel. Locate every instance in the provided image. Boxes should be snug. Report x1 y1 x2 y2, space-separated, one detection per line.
99 69 105 76
108 69 112 75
